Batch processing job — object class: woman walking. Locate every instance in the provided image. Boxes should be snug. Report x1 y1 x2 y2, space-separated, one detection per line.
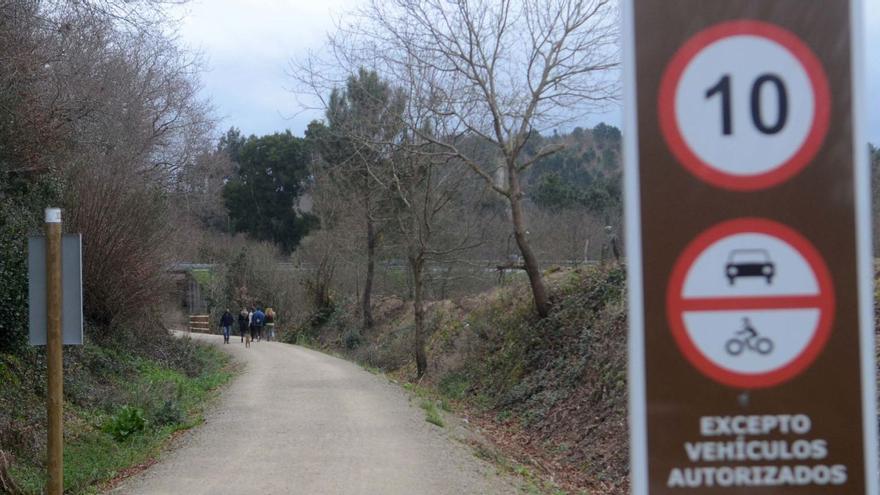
265 307 276 341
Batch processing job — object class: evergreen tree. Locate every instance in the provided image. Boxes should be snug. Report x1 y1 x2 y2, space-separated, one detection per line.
222 131 317 254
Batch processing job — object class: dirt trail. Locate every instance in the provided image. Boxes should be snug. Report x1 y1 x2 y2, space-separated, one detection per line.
112 332 519 495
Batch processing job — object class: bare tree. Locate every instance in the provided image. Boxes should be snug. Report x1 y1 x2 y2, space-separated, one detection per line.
323 0 619 317
0 0 204 176
389 136 483 377
174 147 235 231
0 0 213 330
301 61 486 374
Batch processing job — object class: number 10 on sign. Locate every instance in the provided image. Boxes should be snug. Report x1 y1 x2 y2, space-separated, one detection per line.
659 20 830 191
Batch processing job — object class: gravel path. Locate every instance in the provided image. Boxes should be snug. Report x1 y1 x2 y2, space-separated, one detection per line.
112 332 520 495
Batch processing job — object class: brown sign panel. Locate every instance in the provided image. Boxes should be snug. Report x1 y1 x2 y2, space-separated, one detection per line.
623 0 878 493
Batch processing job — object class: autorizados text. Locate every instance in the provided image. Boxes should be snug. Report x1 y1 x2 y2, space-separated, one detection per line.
667 414 847 488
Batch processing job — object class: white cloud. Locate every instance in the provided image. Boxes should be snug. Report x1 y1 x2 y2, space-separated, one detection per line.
172 0 359 136
176 1 879 142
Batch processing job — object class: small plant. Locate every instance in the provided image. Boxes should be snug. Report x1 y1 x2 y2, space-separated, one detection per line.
420 400 444 427
438 372 470 401
514 465 533 477
152 399 185 427
309 304 336 328
361 364 381 375
103 406 146 441
496 410 513 422
343 329 362 349
293 333 315 347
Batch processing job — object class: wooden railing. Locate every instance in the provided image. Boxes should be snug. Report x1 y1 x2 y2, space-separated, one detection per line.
188 314 211 334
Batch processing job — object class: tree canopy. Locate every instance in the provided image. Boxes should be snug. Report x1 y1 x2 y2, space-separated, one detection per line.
222 130 317 254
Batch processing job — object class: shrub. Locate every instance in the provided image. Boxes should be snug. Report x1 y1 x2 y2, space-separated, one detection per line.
152 399 185 427
103 406 146 442
343 329 362 349
438 372 471 401
68 165 176 330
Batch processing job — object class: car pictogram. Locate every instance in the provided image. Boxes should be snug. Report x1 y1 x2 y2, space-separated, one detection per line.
725 248 775 285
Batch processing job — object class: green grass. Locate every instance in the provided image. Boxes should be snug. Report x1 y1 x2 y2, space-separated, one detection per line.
420 399 445 427
12 426 170 495
361 363 382 375
471 442 577 495
189 268 213 287
8 344 233 494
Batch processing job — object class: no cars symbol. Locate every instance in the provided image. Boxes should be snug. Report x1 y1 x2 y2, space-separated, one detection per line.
666 218 834 388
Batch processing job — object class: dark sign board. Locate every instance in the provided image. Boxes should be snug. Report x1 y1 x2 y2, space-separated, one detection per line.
28 234 83 346
623 0 877 493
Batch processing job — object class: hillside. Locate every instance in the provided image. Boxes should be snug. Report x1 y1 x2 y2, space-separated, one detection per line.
289 264 629 494
525 124 623 215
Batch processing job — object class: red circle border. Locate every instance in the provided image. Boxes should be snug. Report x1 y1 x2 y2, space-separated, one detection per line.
666 218 835 389
658 20 831 191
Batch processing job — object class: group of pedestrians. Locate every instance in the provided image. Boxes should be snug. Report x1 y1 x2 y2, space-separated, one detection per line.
218 306 277 345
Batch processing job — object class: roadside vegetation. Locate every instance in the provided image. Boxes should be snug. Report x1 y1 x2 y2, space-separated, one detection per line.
0 2 232 493
1 331 233 494
283 264 628 494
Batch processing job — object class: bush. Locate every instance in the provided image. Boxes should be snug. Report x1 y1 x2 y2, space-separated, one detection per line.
343 329 362 349
103 405 146 442
69 165 176 329
152 399 185 427
438 372 471 401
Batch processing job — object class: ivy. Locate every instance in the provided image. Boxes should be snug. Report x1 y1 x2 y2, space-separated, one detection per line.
0 172 62 354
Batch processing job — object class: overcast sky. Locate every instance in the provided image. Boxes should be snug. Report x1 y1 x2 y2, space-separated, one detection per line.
173 0 880 144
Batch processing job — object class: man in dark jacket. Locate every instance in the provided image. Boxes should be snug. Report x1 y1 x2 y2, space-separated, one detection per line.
219 309 234 344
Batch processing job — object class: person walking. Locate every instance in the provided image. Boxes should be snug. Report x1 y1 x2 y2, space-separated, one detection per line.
265 307 276 341
248 307 256 342
238 308 249 343
252 307 266 342
219 309 234 344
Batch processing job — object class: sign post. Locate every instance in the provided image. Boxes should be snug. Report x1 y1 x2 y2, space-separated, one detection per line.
624 0 877 493
45 207 63 495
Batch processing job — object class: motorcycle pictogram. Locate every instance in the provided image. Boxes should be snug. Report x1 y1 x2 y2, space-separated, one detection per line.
725 317 774 356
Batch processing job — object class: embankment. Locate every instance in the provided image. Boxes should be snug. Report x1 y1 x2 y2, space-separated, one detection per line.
0 329 232 494
290 265 629 494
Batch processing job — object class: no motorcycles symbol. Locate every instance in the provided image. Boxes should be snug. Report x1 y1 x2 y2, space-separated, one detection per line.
658 20 831 191
667 218 835 389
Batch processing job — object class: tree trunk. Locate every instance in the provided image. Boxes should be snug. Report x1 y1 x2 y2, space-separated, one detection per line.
362 211 375 331
314 252 334 311
610 235 620 263
411 256 428 378
508 169 551 318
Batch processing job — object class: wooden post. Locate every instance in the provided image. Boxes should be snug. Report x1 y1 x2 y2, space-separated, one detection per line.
45 207 63 495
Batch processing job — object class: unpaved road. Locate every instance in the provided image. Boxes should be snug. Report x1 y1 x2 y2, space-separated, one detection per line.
113 333 520 495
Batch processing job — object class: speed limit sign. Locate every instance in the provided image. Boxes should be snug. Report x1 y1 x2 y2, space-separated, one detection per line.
625 1 877 494
658 20 831 191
